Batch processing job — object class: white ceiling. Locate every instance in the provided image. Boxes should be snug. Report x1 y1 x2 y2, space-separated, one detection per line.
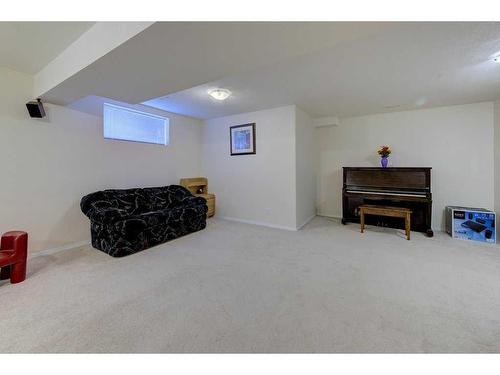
0 22 94 74
142 22 500 119
28 22 500 120
40 22 393 106
67 94 181 119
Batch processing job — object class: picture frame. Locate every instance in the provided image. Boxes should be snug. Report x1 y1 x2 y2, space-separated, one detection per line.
230 123 256 155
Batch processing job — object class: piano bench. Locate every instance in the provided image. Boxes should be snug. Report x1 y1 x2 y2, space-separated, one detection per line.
359 205 412 240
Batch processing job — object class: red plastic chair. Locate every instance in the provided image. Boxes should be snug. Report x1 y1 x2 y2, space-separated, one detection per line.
0 231 28 284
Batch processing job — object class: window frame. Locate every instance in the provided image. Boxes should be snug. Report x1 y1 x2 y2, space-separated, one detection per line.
103 103 170 146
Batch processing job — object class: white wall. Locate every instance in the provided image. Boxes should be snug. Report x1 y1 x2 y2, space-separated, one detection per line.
201 106 298 230
317 102 494 230
295 107 317 228
495 100 500 214
0 67 202 252
5 64 495 250
34 22 153 98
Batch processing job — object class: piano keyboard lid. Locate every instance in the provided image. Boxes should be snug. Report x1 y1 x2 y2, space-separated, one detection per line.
346 189 427 197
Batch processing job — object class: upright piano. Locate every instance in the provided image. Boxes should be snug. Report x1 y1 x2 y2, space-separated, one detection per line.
342 167 433 237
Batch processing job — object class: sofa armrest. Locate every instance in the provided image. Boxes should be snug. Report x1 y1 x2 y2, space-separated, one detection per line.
181 196 208 217
181 195 208 208
81 191 117 218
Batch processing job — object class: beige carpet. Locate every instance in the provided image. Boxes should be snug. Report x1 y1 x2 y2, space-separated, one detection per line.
1 217 500 353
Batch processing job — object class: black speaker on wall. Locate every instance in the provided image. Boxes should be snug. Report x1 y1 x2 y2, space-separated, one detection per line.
26 98 46 118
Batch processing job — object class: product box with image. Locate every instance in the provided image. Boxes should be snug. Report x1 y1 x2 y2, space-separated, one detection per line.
445 206 496 244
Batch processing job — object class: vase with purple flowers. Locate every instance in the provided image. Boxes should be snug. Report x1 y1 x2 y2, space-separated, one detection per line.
377 145 391 168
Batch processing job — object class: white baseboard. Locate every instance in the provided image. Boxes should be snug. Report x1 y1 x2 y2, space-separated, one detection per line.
218 216 298 231
30 240 90 258
296 214 316 230
317 213 342 220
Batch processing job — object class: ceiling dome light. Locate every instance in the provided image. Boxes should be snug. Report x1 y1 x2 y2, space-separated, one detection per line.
208 88 231 101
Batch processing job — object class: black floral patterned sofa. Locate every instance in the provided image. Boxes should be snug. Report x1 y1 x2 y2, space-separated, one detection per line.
80 185 207 257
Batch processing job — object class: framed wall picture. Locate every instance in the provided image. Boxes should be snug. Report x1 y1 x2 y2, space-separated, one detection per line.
230 123 256 155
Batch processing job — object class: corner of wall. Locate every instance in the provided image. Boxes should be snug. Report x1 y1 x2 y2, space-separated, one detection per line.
494 100 500 213
294 106 317 229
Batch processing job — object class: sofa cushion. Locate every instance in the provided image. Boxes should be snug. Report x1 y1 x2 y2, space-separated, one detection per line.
101 189 150 214
142 185 193 211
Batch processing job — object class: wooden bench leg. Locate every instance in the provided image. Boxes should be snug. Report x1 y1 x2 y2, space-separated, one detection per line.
405 212 411 240
360 210 365 233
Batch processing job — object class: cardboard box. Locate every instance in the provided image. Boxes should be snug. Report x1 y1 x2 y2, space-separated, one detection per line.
445 206 496 244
